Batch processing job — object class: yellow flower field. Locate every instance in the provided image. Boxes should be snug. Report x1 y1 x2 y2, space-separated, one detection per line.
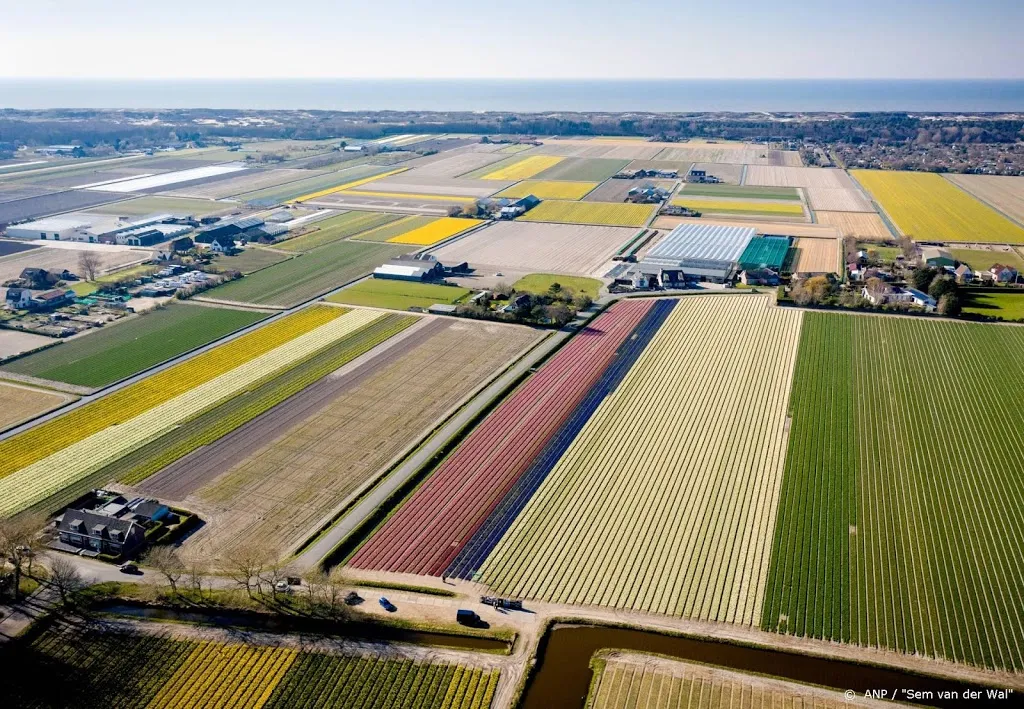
0 306 343 481
481 155 564 180
495 180 599 200
670 196 806 216
148 642 297 709
292 168 407 202
518 200 655 227
852 170 1024 243
387 217 482 245
0 309 385 517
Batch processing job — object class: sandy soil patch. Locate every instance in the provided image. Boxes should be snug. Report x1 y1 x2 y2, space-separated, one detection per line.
815 211 892 239
791 237 840 274
0 380 72 431
806 187 874 212
745 166 855 189
945 174 1024 224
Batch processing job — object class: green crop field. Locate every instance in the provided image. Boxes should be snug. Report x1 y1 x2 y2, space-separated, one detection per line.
533 157 631 182
1 302 267 387
680 183 802 200
762 313 1024 671
236 165 395 205
512 273 602 299
213 246 293 274
89 196 231 217
328 279 470 311
277 211 406 252
1 621 499 709
962 289 1024 321
208 240 412 307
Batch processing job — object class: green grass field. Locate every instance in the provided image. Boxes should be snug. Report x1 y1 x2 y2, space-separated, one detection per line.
327 279 471 311
949 248 1024 273
511 273 602 299
856 242 902 262
762 312 1024 671
1 302 267 387
88 196 230 217
680 183 802 200
208 240 412 307
962 289 1024 320
212 247 293 274
276 212 405 251
95 264 160 284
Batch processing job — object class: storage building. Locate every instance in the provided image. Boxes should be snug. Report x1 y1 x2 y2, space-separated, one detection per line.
6 217 93 241
639 223 755 283
922 247 954 268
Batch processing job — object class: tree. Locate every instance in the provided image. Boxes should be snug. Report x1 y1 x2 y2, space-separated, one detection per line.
147 546 184 594
548 282 562 295
77 250 101 281
47 555 85 606
227 546 268 599
938 292 962 316
910 267 938 291
573 294 593 312
544 304 574 327
928 274 957 300
0 516 41 601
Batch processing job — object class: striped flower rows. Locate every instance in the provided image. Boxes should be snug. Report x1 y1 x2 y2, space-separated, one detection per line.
0 308 383 517
0 305 343 479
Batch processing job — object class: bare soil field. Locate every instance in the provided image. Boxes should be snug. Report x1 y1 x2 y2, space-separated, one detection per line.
0 243 150 285
0 380 71 432
432 220 635 278
410 151 510 178
349 175 507 199
790 237 840 274
584 179 677 203
307 191 472 216
0 330 56 360
652 215 841 239
744 166 854 189
945 174 1024 224
0 184 58 203
654 146 800 165
694 162 745 184
523 143 663 160
805 187 874 212
155 317 540 564
814 211 892 239
164 168 314 199
0 190 127 224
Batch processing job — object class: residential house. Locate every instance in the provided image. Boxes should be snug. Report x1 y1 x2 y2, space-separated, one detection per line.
991 264 1020 283
904 287 937 311
954 264 974 283
209 236 237 254
5 287 32 309
57 510 146 557
861 282 899 306
740 268 780 286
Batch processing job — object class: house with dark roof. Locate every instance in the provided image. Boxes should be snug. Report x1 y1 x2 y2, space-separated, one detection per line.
19 268 59 288
57 510 146 557
5 287 32 309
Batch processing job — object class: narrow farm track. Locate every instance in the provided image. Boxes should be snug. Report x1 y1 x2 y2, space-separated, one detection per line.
348 300 654 576
762 313 1024 672
479 295 803 624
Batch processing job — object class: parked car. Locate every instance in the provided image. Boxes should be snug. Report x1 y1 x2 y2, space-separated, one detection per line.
456 609 480 626
274 580 292 594
344 591 362 606
379 596 396 612
118 563 139 574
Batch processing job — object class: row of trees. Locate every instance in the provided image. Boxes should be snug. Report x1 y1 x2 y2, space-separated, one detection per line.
455 282 592 328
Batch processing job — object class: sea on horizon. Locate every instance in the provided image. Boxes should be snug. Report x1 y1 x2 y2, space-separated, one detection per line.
1 78 1022 113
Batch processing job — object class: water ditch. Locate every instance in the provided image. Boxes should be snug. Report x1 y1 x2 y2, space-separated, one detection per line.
520 624 1018 709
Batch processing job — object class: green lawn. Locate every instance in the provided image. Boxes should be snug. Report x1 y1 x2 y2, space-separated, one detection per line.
1 302 267 387
512 273 602 299
949 248 1024 273
762 312 1024 671
212 247 293 274
962 289 1024 320
679 183 802 200
207 240 412 307
856 242 902 262
95 264 160 284
327 279 471 311
277 211 405 252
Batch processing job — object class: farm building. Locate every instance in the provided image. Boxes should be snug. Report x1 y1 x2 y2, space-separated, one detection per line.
373 253 446 282
737 236 791 272
6 213 192 245
740 268 780 286
639 223 755 283
6 217 93 241
195 216 264 244
922 247 955 268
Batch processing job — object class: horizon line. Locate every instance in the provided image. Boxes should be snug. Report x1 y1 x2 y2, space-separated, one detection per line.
2 76 1024 82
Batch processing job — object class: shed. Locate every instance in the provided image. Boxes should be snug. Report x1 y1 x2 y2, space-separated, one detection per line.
921 247 954 268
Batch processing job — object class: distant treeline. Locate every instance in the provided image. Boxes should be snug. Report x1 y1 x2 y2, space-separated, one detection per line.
1 109 1022 150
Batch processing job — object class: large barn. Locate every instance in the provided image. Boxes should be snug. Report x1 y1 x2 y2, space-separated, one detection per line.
640 223 755 283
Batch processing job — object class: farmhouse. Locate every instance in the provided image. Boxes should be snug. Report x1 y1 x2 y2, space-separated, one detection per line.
991 264 1019 283
5 287 32 309
922 247 954 268
955 264 974 283
53 494 175 558
639 223 755 284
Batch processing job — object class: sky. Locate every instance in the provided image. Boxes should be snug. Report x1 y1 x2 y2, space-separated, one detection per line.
1 0 1022 80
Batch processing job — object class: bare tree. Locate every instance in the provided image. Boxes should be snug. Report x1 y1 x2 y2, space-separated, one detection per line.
147 546 184 594
78 251 102 281
181 550 210 599
47 555 85 606
227 546 268 599
0 516 41 601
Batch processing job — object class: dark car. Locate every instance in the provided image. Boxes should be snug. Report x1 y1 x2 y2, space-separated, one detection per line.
456 609 480 626
379 596 396 612
118 563 139 575
344 591 362 605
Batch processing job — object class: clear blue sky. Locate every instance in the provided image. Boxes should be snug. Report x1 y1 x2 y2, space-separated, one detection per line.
2 0 1021 79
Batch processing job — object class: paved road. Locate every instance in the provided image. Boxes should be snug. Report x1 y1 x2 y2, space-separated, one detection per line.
292 327 570 572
